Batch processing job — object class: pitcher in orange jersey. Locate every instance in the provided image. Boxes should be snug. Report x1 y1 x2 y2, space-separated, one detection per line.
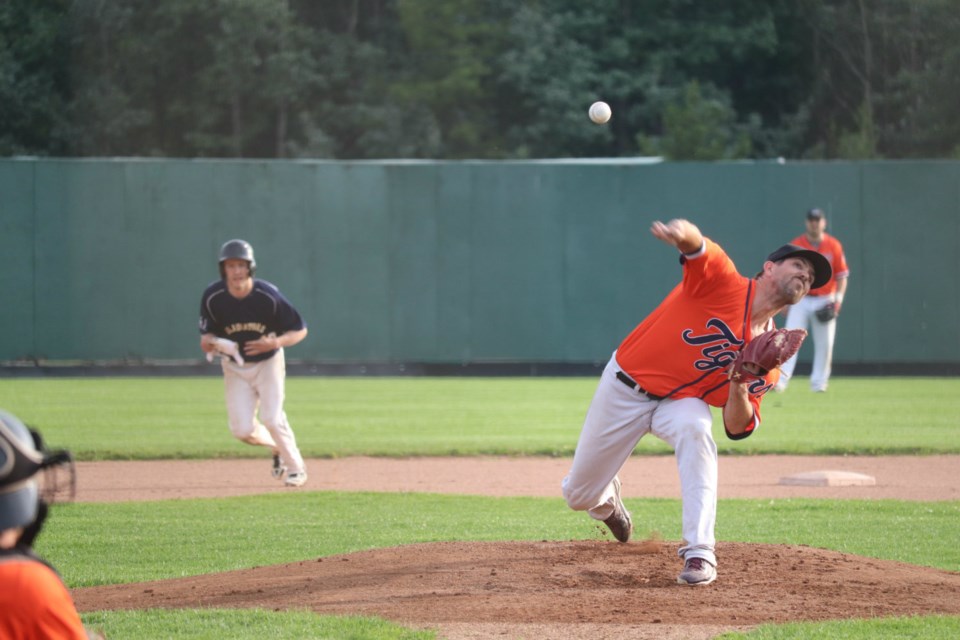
774 208 850 392
562 219 831 586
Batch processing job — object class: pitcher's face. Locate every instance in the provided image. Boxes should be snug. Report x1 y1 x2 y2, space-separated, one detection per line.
774 257 814 303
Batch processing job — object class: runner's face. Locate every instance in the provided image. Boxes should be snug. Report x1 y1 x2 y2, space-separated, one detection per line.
223 259 251 287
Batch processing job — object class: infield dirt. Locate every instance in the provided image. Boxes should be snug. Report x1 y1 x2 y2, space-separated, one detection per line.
72 455 960 640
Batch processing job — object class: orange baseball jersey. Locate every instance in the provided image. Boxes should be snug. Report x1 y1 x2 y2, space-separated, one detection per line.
616 238 776 431
0 554 89 640
788 232 848 296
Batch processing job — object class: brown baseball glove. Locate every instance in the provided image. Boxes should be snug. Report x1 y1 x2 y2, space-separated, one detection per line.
730 328 807 382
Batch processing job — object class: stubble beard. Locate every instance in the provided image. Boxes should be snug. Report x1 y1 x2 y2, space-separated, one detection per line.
782 278 808 305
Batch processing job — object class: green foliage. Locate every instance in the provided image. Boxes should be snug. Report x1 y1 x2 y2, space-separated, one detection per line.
835 102 879 160
0 0 71 155
8 0 960 159
637 80 752 160
392 0 511 157
496 0 781 158
799 0 960 159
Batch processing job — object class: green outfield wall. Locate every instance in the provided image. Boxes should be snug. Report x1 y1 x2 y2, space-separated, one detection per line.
1 158 957 367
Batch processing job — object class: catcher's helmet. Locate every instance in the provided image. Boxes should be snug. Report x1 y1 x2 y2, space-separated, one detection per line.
0 410 43 530
218 239 256 278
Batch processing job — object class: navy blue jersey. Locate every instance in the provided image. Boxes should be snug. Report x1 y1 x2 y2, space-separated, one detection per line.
199 279 306 363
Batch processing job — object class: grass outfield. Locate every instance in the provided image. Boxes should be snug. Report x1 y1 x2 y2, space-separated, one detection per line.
1 376 959 458
3 375 959 639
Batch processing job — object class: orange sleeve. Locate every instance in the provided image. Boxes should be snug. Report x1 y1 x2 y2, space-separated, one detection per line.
0 561 89 640
680 238 740 298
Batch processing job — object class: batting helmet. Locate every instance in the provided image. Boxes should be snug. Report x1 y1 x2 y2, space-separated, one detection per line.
0 410 43 530
218 239 256 278
0 410 75 535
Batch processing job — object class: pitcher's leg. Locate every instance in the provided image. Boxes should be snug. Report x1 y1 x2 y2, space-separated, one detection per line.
562 355 655 521
256 350 306 474
652 397 717 566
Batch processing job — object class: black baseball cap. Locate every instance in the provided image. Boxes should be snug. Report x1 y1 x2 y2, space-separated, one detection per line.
806 208 825 220
765 243 832 289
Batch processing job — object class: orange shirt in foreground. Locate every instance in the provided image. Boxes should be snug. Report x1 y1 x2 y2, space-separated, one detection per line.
616 239 777 432
0 555 89 640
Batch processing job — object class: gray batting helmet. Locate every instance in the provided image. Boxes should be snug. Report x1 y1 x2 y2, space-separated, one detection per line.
0 410 75 536
218 239 256 278
0 410 43 530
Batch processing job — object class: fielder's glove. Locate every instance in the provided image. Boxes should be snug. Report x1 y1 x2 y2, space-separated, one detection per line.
815 302 838 322
729 328 807 382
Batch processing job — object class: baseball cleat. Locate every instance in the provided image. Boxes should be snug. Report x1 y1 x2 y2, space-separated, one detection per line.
677 557 717 585
602 477 633 543
284 471 307 487
271 453 287 480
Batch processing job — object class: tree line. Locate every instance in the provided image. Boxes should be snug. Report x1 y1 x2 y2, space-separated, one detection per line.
3 0 960 161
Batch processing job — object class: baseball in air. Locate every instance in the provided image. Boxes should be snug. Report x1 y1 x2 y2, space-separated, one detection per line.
589 101 612 124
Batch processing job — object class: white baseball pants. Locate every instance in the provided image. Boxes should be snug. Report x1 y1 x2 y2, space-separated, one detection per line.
221 348 306 474
777 295 837 392
562 353 718 566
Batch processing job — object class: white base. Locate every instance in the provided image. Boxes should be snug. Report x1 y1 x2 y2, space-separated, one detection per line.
779 470 877 487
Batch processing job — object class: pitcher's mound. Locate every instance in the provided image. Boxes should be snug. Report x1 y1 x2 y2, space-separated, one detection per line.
73 540 960 636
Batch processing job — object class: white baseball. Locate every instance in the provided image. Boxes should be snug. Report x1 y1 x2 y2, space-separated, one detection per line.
589 101 612 124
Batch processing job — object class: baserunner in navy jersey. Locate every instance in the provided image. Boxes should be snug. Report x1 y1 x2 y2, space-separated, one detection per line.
199 239 309 487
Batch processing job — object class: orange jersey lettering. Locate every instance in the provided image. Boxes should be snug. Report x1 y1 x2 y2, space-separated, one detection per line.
616 239 776 419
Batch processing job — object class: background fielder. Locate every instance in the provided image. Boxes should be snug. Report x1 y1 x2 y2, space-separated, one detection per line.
199 239 309 487
775 208 850 392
